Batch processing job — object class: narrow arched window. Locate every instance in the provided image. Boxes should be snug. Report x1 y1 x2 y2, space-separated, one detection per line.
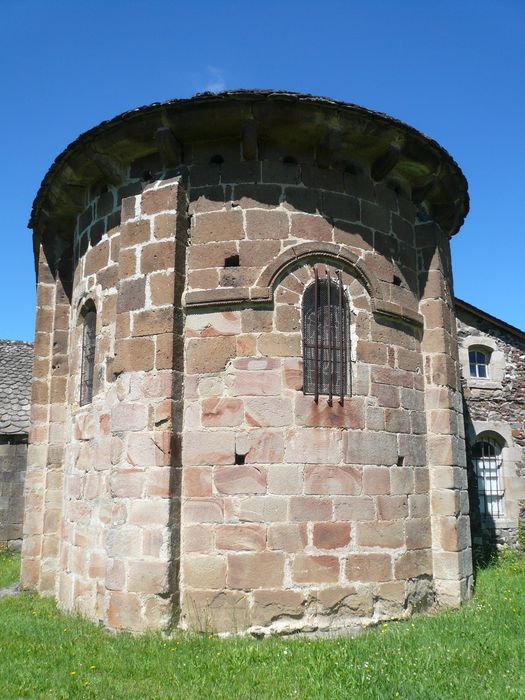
469 348 490 378
472 437 504 518
302 268 350 404
80 304 96 406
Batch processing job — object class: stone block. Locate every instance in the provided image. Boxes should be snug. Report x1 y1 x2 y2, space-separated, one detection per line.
141 241 176 274
376 495 408 520
267 523 307 552
267 464 303 495
292 554 339 584
285 428 341 464
186 337 236 374
245 397 292 427
192 210 244 243
356 520 404 548
394 549 432 579
316 586 373 618
346 553 392 582
183 431 234 466
251 589 306 626
236 496 287 523
202 398 244 427
304 465 361 495
108 591 142 630
215 524 266 552
289 496 332 522
182 590 249 633
362 467 390 495
111 402 148 432
313 522 352 550
117 277 146 313
245 209 289 239
227 552 284 589
294 395 365 429
214 466 266 495
183 498 224 523
183 555 226 589
182 467 212 497
127 560 169 593
232 370 281 396
343 431 398 465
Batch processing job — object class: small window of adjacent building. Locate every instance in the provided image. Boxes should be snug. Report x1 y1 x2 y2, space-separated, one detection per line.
302 268 350 404
80 305 97 406
472 437 505 518
469 349 490 379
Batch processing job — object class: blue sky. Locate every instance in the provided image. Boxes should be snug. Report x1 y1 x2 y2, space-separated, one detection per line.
1 0 523 341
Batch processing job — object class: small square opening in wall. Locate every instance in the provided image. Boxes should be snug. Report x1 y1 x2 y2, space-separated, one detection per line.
224 254 240 268
235 452 246 465
397 455 405 466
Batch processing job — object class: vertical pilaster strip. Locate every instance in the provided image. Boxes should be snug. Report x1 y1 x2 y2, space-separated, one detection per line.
21 244 56 588
418 222 473 606
106 176 187 631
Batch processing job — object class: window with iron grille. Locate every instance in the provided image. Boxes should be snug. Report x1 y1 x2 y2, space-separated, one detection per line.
472 437 505 518
469 349 490 378
80 307 96 406
302 268 350 404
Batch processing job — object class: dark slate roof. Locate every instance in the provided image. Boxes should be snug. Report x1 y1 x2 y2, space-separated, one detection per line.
0 340 33 435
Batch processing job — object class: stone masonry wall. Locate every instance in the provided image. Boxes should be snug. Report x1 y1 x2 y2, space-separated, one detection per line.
23 147 472 633
456 307 525 548
0 440 27 549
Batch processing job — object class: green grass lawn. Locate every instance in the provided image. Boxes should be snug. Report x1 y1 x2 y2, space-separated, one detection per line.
1 550 524 699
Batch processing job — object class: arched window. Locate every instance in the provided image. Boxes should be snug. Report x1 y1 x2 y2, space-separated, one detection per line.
469 348 490 379
302 268 350 404
472 437 505 518
79 303 97 406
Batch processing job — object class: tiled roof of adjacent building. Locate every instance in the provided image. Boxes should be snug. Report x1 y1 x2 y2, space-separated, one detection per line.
0 340 33 435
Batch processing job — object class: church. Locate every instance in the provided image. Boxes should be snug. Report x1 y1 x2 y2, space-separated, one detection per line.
5 91 523 634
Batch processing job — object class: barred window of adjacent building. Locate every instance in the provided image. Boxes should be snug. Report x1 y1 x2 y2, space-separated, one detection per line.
472 437 505 518
80 305 97 406
302 268 350 404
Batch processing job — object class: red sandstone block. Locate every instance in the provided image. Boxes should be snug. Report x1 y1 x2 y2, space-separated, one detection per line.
290 496 332 522
394 549 432 579
245 209 289 239
294 395 365 429
304 465 361 495
183 554 227 589
236 495 287 523
356 520 404 549
140 241 176 274
406 518 432 550
346 553 392 582
141 185 179 215
111 403 148 432
186 311 241 338
227 552 284 589
192 210 244 244
108 591 142 630
183 431 235 466
214 466 266 495
183 498 224 523
183 524 213 553
129 499 170 526
362 467 390 495
285 428 341 464
245 430 284 464
313 522 352 550
292 554 340 584
376 495 408 520
245 397 292 427
290 214 333 242
127 560 169 594
267 523 307 552
216 524 266 551
143 466 170 498
183 467 212 497
202 398 244 427
232 370 281 396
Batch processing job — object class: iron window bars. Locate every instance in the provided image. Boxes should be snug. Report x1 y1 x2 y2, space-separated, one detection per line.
472 437 505 518
80 309 96 406
302 268 350 404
